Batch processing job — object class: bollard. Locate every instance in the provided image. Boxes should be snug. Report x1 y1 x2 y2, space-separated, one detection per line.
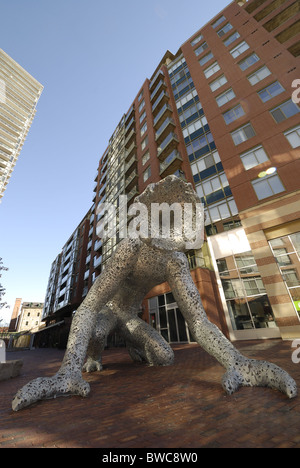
0 339 6 363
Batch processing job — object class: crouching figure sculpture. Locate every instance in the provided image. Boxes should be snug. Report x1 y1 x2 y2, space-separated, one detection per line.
12 176 297 411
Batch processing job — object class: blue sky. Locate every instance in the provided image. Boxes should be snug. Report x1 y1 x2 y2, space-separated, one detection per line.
0 0 230 325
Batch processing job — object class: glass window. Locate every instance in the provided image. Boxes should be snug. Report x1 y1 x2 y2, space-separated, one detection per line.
239 53 260 71
204 61 220 79
194 42 208 56
284 124 300 148
205 198 237 225
270 99 300 123
143 165 151 182
138 99 145 113
212 15 226 29
224 31 241 46
230 41 250 58
240 145 269 170
218 252 276 330
138 90 144 102
139 110 146 124
176 89 198 109
251 174 285 200
142 150 150 166
269 232 300 318
217 22 233 37
223 104 245 125
191 33 203 46
216 88 236 107
190 150 220 175
199 52 214 66
248 66 271 86
209 74 228 92
258 81 285 103
140 121 147 137
141 135 148 150
231 123 256 146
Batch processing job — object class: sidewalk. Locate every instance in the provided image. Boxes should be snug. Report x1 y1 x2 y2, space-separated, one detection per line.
0 340 299 448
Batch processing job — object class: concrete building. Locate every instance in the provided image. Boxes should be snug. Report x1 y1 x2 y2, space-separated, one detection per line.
16 302 44 333
42 0 300 345
0 49 43 202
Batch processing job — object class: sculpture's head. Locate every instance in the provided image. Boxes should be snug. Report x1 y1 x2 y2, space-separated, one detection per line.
134 175 204 252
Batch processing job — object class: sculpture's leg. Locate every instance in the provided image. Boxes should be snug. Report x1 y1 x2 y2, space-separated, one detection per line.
12 238 140 411
83 306 117 373
119 310 174 367
168 255 297 399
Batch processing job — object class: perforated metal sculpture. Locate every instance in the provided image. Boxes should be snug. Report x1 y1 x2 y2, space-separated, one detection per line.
12 176 297 411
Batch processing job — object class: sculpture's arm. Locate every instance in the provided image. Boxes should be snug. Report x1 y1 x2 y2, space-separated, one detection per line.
167 252 297 398
12 238 140 411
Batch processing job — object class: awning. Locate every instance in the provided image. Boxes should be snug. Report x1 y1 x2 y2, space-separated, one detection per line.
33 320 65 333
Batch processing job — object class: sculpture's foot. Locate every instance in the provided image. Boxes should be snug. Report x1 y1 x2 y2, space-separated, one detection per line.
222 359 297 399
12 373 90 411
82 358 103 373
127 346 145 363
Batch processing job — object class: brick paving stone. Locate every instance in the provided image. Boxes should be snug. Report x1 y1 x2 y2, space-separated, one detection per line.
0 340 299 448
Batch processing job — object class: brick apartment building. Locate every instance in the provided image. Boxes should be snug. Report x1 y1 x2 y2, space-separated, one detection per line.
41 0 300 347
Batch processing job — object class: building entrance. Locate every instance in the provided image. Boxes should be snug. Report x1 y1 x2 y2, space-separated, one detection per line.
149 293 194 343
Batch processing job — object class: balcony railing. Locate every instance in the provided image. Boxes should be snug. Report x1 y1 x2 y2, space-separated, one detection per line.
152 90 169 114
150 79 166 102
153 103 173 128
159 150 183 177
125 155 137 174
127 185 138 202
157 132 179 160
149 69 164 90
155 117 175 144
125 170 138 190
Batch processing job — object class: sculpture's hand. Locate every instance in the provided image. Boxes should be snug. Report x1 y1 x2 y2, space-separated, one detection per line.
12 372 90 411
222 358 297 398
167 253 297 400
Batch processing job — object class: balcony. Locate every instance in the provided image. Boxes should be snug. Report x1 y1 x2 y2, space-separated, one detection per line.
153 103 173 129
155 117 175 145
150 79 166 102
125 104 135 126
149 69 164 91
152 90 169 115
125 140 137 161
125 169 138 191
157 132 179 161
125 115 135 135
125 155 137 175
124 127 136 148
159 150 183 177
126 185 138 203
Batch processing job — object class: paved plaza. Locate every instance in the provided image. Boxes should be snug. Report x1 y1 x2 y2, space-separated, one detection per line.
0 339 300 448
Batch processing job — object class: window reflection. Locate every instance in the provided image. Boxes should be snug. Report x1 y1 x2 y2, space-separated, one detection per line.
269 232 300 318
217 251 276 331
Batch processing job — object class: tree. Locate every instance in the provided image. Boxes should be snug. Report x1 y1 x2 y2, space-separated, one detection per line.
0 257 8 311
